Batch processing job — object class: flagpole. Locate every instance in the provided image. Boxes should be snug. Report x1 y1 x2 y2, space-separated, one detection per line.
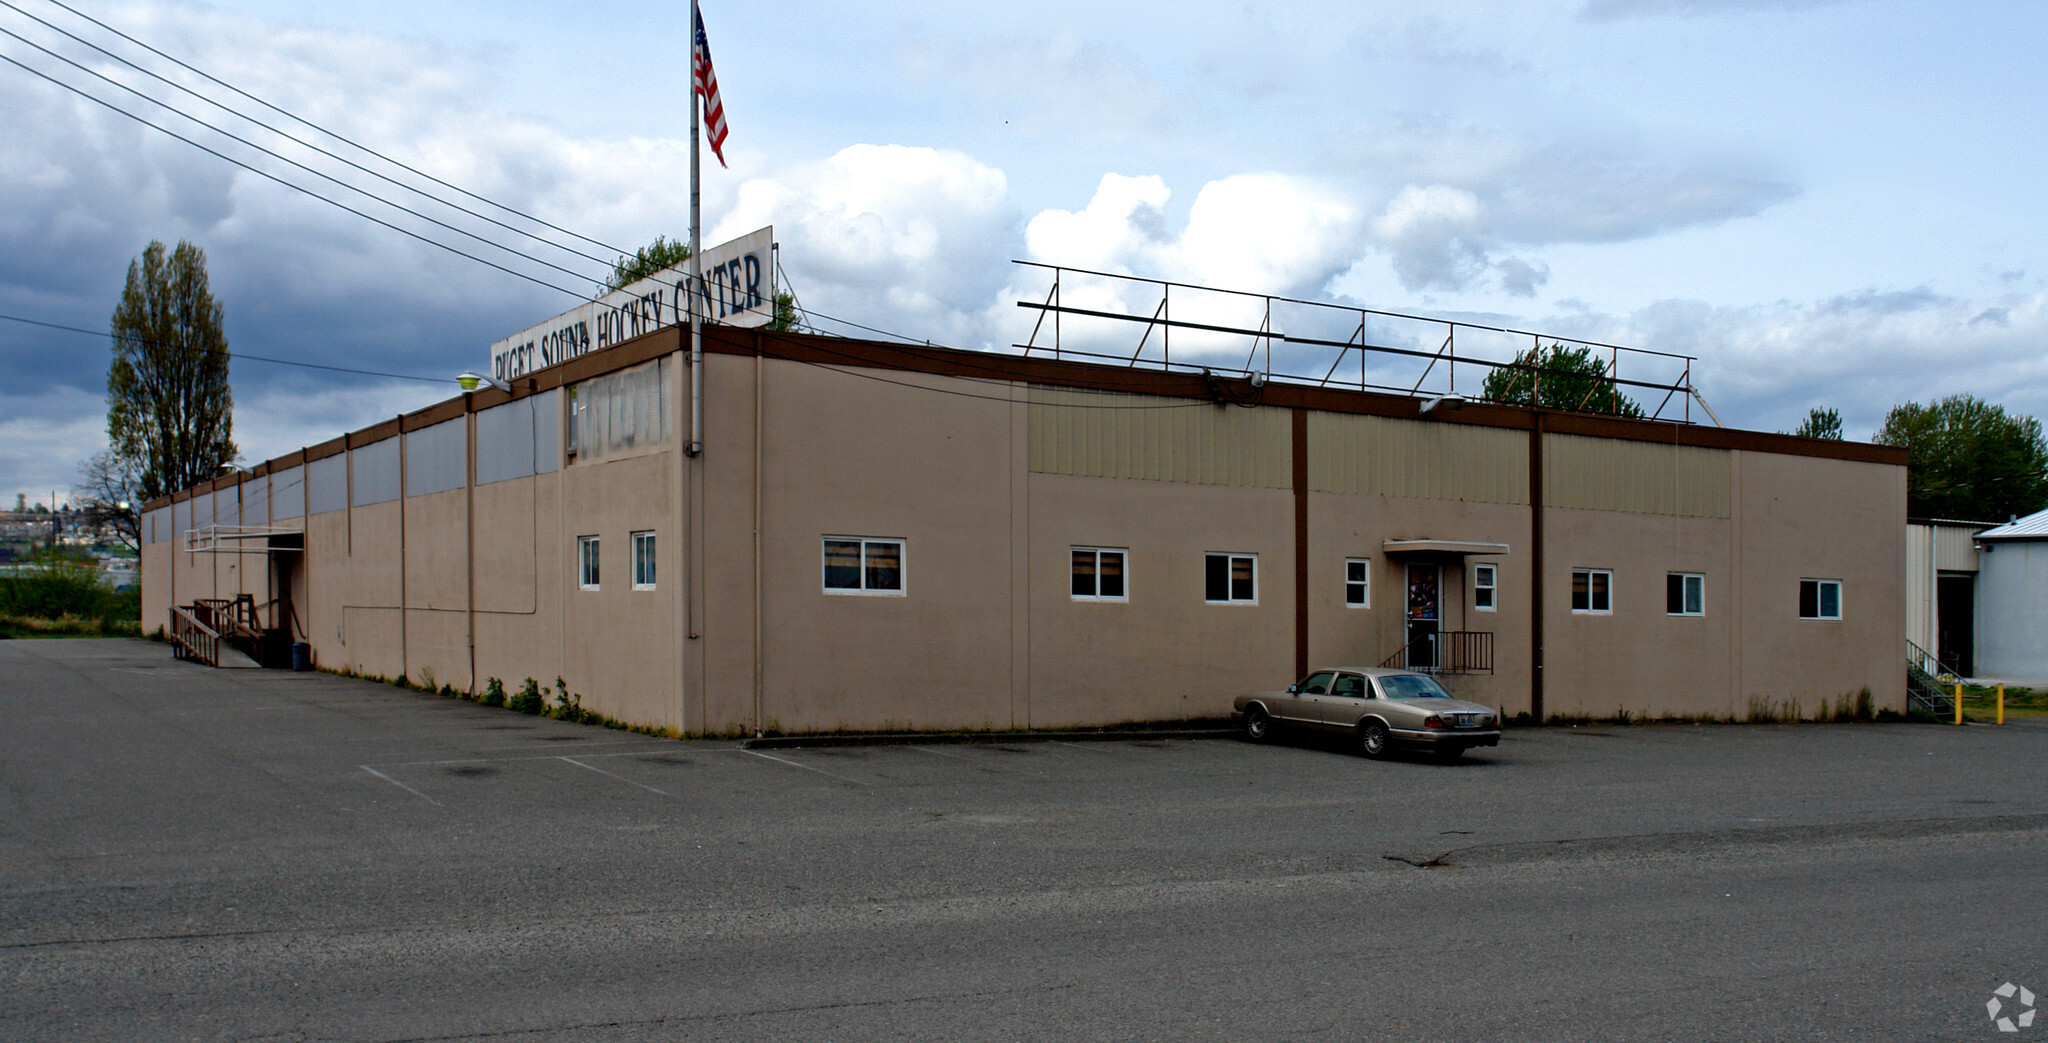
687 0 704 458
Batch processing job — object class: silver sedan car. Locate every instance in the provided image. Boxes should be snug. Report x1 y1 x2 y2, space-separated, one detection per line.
1232 667 1502 759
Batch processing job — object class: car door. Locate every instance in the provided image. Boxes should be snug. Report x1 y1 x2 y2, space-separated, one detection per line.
1317 672 1370 727
1276 671 1336 725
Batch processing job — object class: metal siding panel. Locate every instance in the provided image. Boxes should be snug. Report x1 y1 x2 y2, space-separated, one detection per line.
533 388 561 474
242 480 268 526
351 438 400 506
307 455 348 515
405 418 467 497
216 489 240 527
272 466 305 520
1307 412 1528 504
477 399 537 486
1544 433 1730 518
1906 524 1934 650
190 491 213 531
1027 386 1289 488
1933 524 1979 572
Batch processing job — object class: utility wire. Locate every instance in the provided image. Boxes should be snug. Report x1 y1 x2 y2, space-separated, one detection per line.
0 313 452 384
35 0 628 258
0 51 602 304
0 25 609 290
0 0 620 272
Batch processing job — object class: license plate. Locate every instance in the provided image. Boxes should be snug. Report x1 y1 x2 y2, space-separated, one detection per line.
1455 714 1478 728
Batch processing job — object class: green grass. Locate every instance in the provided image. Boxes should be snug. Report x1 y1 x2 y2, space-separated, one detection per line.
1955 683 2048 722
0 560 140 639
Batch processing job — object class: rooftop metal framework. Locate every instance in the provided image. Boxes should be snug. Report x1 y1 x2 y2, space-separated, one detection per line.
1013 261 1723 426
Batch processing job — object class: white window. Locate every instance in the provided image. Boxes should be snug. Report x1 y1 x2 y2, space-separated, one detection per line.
1571 568 1611 614
1344 558 1370 608
1667 572 1704 616
1800 578 1842 620
578 535 600 590
1473 562 1497 612
1205 553 1257 604
1071 547 1127 601
823 537 905 595
632 531 657 590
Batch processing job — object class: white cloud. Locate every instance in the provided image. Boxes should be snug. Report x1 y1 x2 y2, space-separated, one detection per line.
715 144 1016 344
1026 171 1362 298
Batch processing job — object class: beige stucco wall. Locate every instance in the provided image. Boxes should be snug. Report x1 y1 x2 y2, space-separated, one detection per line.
144 336 1907 732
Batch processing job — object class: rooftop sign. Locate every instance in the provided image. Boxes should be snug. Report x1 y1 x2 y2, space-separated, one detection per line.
489 226 775 383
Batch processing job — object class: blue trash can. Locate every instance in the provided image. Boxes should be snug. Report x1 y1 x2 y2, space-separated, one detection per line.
291 642 311 671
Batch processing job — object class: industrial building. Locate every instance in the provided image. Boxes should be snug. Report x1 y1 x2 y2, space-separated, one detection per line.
142 306 1909 734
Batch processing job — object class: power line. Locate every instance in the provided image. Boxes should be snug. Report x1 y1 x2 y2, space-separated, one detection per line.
0 51 602 304
34 0 628 258
0 0 620 273
0 313 452 384
0 24 609 290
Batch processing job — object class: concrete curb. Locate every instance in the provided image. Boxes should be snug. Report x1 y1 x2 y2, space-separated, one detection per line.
743 726 1237 750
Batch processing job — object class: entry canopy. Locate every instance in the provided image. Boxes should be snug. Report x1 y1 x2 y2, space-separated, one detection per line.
1381 539 1510 557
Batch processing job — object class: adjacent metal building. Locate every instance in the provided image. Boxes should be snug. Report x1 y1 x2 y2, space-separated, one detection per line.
142 323 1909 733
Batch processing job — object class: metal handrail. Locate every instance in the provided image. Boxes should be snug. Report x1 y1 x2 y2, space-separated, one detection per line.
1011 261 1711 424
1378 630 1495 675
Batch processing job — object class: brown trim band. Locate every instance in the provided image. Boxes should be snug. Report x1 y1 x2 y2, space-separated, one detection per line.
154 318 1905 505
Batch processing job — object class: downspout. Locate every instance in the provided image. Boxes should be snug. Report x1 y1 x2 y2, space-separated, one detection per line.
465 396 478 695
1529 412 1545 722
753 343 764 737
398 416 408 683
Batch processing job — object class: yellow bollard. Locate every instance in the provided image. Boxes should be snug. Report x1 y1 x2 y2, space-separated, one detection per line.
1999 684 2006 725
1955 681 1964 725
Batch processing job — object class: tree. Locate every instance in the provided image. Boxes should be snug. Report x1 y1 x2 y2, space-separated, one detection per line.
74 450 142 553
1789 407 1844 440
768 291 801 333
1875 394 2048 521
107 240 236 501
605 235 691 291
1481 343 1643 418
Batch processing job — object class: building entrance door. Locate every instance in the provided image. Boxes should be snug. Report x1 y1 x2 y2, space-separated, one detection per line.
1937 572 1975 677
1405 564 1440 670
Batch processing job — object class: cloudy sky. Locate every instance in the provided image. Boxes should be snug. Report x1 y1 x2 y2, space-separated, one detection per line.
3 0 2044 507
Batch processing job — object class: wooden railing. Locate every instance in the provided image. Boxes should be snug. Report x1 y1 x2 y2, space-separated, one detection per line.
169 605 220 667
1378 630 1495 675
191 594 259 637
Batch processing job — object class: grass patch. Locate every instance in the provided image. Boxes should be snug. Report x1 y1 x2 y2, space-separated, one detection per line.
1956 683 2048 722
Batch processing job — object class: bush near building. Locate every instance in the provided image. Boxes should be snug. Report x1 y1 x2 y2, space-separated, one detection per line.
0 557 142 638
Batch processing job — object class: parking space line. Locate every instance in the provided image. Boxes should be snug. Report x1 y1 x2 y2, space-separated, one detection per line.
741 749 866 785
559 756 669 796
365 743 686 768
358 766 442 806
1051 741 1120 755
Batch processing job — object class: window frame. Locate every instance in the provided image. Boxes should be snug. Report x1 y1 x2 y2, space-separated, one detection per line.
1570 567 1612 615
1799 578 1842 621
1344 557 1371 609
577 535 600 591
822 536 907 597
1666 572 1704 617
1204 552 1259 605
631 530 657 591
1070 546 1129 602
1472 562 1498 612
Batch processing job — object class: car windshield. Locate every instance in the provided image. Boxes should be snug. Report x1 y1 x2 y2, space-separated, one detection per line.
1377 674 1453 700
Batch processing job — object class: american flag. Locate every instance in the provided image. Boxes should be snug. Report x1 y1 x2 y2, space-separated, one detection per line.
693 7 729 167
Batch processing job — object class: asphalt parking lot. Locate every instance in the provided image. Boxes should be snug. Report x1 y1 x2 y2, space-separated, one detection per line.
4 638 2047 1041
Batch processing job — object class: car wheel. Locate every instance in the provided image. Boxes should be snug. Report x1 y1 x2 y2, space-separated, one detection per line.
1243 706 1272 743
1359 719 1391 759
